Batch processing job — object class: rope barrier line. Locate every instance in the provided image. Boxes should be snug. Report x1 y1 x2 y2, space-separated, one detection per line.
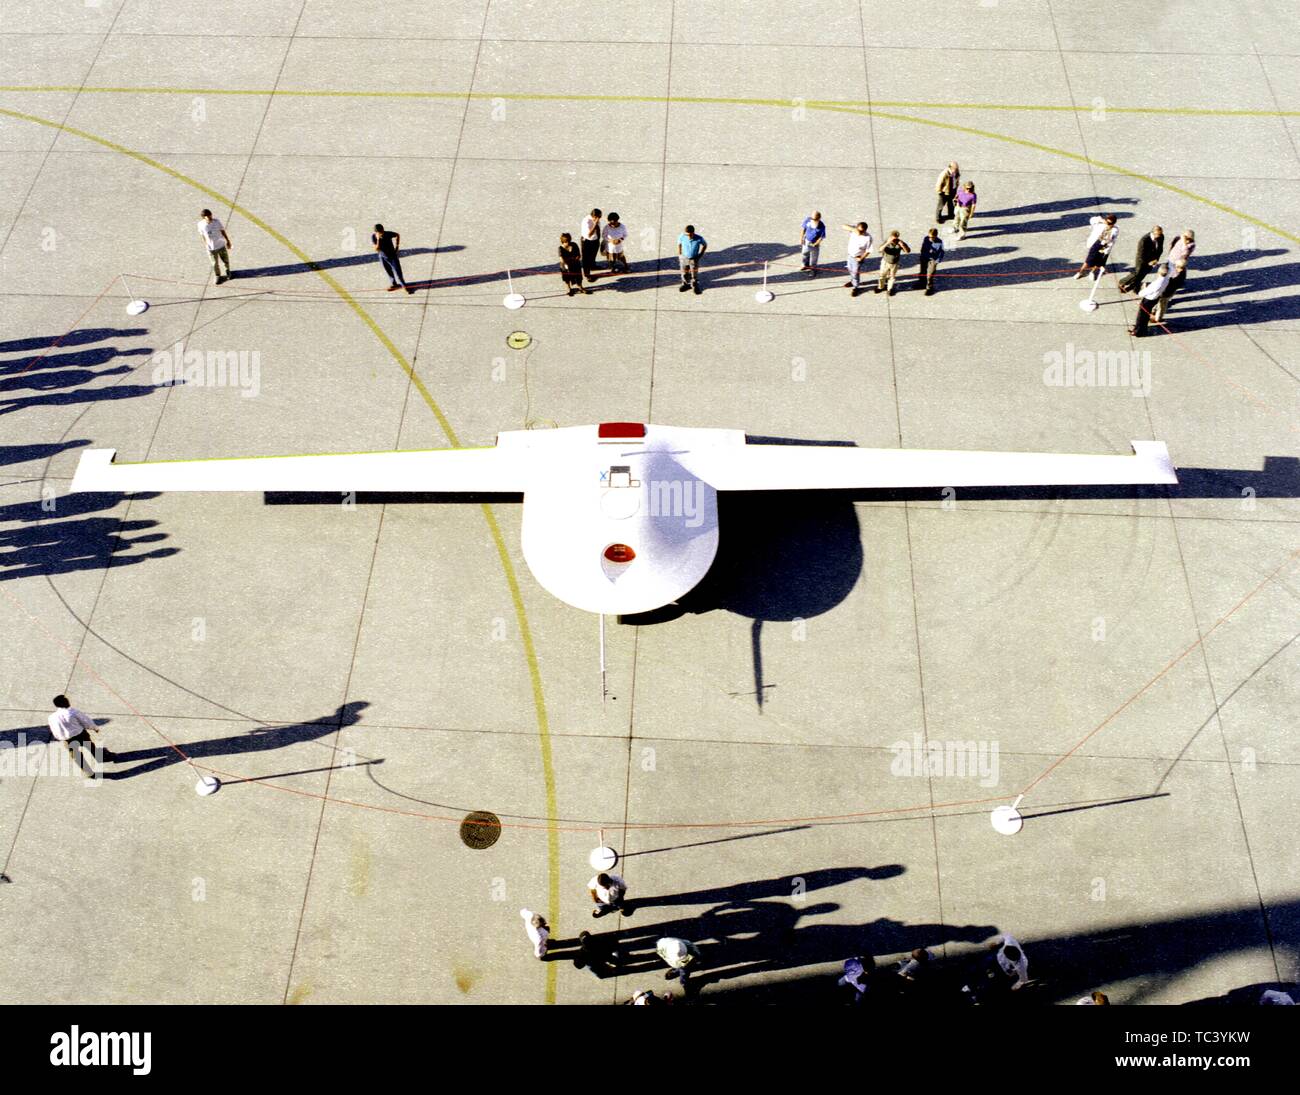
11 276 122 376
4 538 1294 833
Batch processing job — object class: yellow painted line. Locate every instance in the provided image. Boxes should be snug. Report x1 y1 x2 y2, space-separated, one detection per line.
815 102 1300 246
3 85 1299 117
4 85 1296 244
0 105 561 1004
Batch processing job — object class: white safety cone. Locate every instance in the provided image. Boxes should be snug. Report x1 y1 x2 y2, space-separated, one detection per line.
121 274 149 315
195 774 221 796
991 795 1024 835
589 829 619 871
754 260 774 304
503 268 526 310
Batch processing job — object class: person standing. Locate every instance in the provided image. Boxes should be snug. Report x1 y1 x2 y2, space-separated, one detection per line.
1130 263 1171 336
918 227 944 294
371 223 413 294
1153 260 1187 323
48 694 112 775
799 210 827 276
934 161 960 223
952 181 977 238
677 224 707 294
875 230 911 295
558 232 588 296
602 212 628 274
1074 214 1119 279
1117 225 1164 293
1166 228 1196 269
842 221 873 297
656 936 702 988
580 208 603 281
197 209 233 284
519 908 550 959
588 871 628 918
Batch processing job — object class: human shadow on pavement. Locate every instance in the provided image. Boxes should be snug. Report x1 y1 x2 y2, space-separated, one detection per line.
0 491 177 582
104 700 369 779
232 246 450 280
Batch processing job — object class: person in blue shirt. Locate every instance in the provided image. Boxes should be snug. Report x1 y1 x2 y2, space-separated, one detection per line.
677 225 708 294
799 211 826 277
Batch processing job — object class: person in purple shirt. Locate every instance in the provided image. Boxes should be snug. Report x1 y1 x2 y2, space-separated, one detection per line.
798 211 826 277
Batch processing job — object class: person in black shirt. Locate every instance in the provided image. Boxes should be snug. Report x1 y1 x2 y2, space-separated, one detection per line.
875 230 911 295
558 233 589 296
918 228 944 295
372 223 413 294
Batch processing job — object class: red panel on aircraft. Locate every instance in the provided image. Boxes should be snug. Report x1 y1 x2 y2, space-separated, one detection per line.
598 422 646 439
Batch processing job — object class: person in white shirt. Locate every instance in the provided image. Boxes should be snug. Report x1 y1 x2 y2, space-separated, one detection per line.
579 208 602 281
197 209 233 284
519 908 549 959
1131 263 1171 337
1074 213 1118 279
1076 991 1110 1004
48 694 111 774
992 934 1030 989
601 212 629 274
588 871 628 918
656 936 702 988
841 221 873 296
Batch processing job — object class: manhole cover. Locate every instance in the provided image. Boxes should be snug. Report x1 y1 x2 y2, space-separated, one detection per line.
459 811 502 850
506 330 531 350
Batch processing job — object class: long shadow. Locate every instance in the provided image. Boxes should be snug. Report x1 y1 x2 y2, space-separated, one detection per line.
1143 252 1298 330
0 327 147 355
966 208 1138 240
1 344 153 378
0 439 89 467
556 898 997 989
624 865 904 914
0 327 158 416
105 700 369 779
231 246 449 280
0 491 177 581
687 894 1299 1004
974 196 1140 220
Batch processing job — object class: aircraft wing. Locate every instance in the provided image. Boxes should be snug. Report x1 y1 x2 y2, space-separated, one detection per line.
68 446 527 494
682 440 1178 491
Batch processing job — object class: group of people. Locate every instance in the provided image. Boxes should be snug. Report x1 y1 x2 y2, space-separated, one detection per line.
839 934 1110 1007
519 871 705 1001
195 165 1196 328
1074 216 1196 334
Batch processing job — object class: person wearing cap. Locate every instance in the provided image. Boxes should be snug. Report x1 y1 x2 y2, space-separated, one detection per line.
519 908 550 958
842 221 873 297
588 871 628 918
875 229 911 295
798 211 826 277
196 209 233 284
656 936 702 987
1074 213 1119 279
677 225 707 294
1130 262 1171 336
48 694 112 776
952 181 977 239
579 208 603 281
601 212 629 274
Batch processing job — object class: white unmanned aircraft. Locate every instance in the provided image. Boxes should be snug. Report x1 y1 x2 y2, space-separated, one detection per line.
71 423 1177 616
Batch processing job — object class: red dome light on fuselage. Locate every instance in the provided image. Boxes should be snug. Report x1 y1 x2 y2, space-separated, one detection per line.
604 543 636 564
